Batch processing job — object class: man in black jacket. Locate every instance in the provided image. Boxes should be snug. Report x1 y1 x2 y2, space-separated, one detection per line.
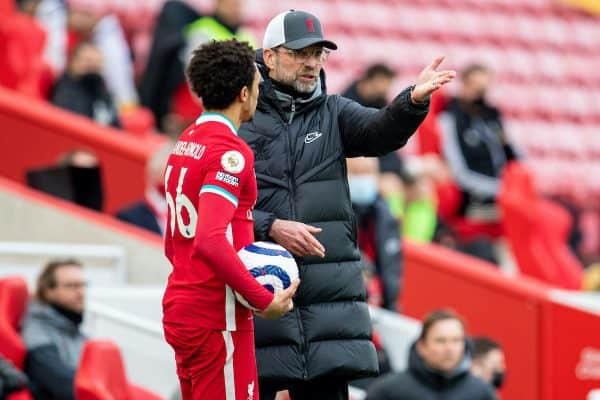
239 10 455 400
51 42 120 128
366 310 496 400
438 64 519 262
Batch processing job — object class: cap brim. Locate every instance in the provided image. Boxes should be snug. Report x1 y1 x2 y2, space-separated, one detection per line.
284 37 338 50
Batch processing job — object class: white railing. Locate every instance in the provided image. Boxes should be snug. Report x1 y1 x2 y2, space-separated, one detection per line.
85 287 178 399
0 241 127 286
550 290 600 316
369 306 421 372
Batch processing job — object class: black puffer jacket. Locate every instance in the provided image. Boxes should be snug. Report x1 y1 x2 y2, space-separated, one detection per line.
239 53 428 382
366 342 497 400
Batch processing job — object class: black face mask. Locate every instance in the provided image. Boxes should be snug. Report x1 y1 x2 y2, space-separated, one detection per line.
492 370 505 389
79 72 105 90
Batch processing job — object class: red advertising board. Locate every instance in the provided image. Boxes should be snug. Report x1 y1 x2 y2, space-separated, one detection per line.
402 241 600 400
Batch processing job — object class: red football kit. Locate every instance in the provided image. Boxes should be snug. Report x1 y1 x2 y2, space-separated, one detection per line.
162 112 274 400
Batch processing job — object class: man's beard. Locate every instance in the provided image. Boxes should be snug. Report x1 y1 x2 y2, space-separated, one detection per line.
274 62 318 93
291 75 318 93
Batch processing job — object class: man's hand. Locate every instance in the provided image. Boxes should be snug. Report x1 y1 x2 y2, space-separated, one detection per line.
256 279 300 320
411 56 456 104
269 219 326 258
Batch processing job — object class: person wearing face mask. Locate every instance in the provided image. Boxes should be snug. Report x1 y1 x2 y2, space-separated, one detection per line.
471 337 506 394
238 10 456 400
366 309 497 400
438 64 519 263
21 259 89 400
51 41 121 128
348 157 402 311
116 144 172 235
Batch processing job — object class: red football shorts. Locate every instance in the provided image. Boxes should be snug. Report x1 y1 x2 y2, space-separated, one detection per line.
165 327 259 400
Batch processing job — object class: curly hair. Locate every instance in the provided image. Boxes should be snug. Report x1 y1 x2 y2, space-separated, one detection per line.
186 39 256 110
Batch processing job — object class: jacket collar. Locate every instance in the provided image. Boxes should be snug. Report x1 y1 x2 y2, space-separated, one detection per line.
408 340 472 390
196 111 238 136
27 301 83 335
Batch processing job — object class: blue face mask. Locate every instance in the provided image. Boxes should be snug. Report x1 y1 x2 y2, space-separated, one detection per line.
348 175 378 206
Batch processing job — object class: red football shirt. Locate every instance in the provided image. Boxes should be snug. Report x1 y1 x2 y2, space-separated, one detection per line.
162 112 274 332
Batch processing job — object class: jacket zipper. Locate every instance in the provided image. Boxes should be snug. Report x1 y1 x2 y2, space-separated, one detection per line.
286 100 307 379
286 100 297 221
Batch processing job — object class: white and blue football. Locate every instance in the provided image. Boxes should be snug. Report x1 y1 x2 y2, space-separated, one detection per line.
235 241 299 310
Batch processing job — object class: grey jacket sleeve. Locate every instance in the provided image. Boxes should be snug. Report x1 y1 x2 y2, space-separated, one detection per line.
253 209 277 242
339 86 429 157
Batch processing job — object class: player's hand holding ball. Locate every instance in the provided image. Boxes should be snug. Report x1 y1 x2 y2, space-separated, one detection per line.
236 242 301 319
257 279 300 320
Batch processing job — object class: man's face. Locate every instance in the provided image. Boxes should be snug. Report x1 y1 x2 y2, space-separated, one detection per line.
215 0 242 27
365 75 393 102
241 69 260 122
417 319 465 372
45 265 86 314
461 70 492 102
472 348 506 384
70 44 103 77
265 45 327 93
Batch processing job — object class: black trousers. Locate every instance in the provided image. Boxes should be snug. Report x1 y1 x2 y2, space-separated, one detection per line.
259 379 349 400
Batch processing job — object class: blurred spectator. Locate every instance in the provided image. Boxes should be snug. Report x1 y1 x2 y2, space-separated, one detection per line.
378 151 444 243
366 309 496 400
21 259 88 400
16 0 138 108
348 157 401 311
51 41 120 128
141 0 256 134
26 149 104 211
438 64 519 262
0 354 29 399
116 143 172 235
471 337 506 393
342 63 396 109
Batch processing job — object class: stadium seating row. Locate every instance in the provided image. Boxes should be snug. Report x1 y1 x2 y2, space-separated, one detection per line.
0 276 162 400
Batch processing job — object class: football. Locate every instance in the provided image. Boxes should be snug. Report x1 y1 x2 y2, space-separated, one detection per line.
235 241 299 310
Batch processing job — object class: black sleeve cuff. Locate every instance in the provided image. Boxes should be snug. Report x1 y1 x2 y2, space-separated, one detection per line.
405 85 430 111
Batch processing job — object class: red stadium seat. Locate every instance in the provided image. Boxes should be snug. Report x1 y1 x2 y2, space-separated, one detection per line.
75 340 163 400
499 162 583 289
0 276 29 369
0 14 53 98
0 277 34 400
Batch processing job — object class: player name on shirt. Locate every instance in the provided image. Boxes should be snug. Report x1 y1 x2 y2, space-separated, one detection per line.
172 140 206 160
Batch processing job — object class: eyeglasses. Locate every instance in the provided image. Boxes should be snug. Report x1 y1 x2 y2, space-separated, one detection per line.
274 47 330 64
55 281 88 290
